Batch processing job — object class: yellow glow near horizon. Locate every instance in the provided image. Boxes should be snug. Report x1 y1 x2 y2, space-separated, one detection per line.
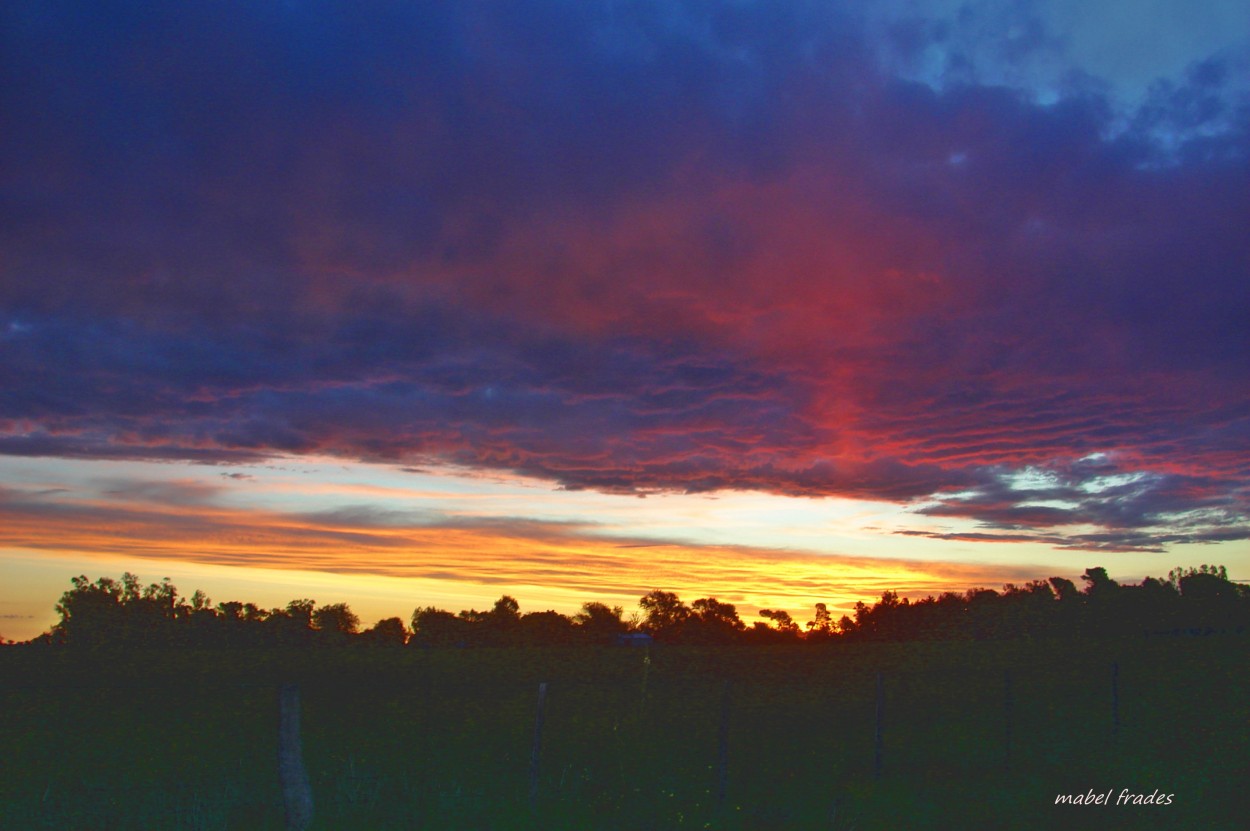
1 536 1039 644
3 455 1245 642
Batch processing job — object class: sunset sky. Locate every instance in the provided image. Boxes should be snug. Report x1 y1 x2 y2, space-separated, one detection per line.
2 1 1247 641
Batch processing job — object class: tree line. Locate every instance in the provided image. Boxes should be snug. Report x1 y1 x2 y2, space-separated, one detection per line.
16 564 1248 649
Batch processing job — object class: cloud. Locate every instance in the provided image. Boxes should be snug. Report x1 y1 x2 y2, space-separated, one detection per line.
97 478 225 507
0 482 1046 615
1 1 1247 552
906 455 1250 551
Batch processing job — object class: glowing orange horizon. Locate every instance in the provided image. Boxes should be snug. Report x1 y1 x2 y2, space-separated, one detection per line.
0 486 1049 642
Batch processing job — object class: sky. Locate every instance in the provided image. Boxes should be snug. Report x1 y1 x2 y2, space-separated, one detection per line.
2 0 1247 641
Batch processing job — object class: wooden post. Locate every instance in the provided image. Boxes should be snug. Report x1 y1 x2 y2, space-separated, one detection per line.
529 682 549 812
714 679 732 814
1111 662 1120 742
1003 668 1014 771
278 683 314 831
639 646 651 715
873 671 884 779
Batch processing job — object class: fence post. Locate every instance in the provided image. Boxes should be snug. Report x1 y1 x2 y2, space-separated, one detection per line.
873 671 884 779
1111 662 1120 742
1003 668 1014 771
714 679 733 814
529 682 549 812
278 682 314 831
638 646 651 716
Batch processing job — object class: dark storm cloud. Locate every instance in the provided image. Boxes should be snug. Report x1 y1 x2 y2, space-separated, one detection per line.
2 1 1247 550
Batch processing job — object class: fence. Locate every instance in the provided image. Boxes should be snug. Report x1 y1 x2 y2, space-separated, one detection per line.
2 639 1244 830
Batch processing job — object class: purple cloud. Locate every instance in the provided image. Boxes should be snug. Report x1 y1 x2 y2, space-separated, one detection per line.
2 1 1247 552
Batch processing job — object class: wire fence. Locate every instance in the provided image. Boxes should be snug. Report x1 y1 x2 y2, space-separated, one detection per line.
3 640 1246 830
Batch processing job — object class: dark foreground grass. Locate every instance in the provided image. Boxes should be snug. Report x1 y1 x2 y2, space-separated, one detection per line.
2 637 1246 830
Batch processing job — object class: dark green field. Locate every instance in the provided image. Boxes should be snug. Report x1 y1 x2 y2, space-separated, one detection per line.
3 637 1246 830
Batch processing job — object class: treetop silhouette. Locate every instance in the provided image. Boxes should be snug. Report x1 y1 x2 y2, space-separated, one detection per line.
25 563 1249 649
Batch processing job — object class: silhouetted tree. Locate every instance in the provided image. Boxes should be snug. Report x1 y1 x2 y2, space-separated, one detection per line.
573 602 629 643
492 595 521 622
53 573 194 646
806 603 835 640
519 610 577 645
1081 567 1119 597
1179 571 1236 601
998 580 1056 638
638 590 690 641
265 599 317 646
849 592 908 641
410 607 469 647
454 595 525 645
217 601 244 622
362 617 408 646
757 608 801 641
54 575 125 646
686 598 745 643
963 588 1000 640
1049 577 1079 601
210 600 261 646
1174 567 1246 633
1169 563 1228 591
1079 567 1126 635
287 599 316 625
313 602 360 644
41 564 1247 650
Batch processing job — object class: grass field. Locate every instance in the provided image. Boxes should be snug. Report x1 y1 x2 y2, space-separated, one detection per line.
2 636 1246 830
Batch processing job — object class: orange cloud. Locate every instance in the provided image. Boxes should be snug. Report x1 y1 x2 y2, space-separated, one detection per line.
0 486 1042 625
